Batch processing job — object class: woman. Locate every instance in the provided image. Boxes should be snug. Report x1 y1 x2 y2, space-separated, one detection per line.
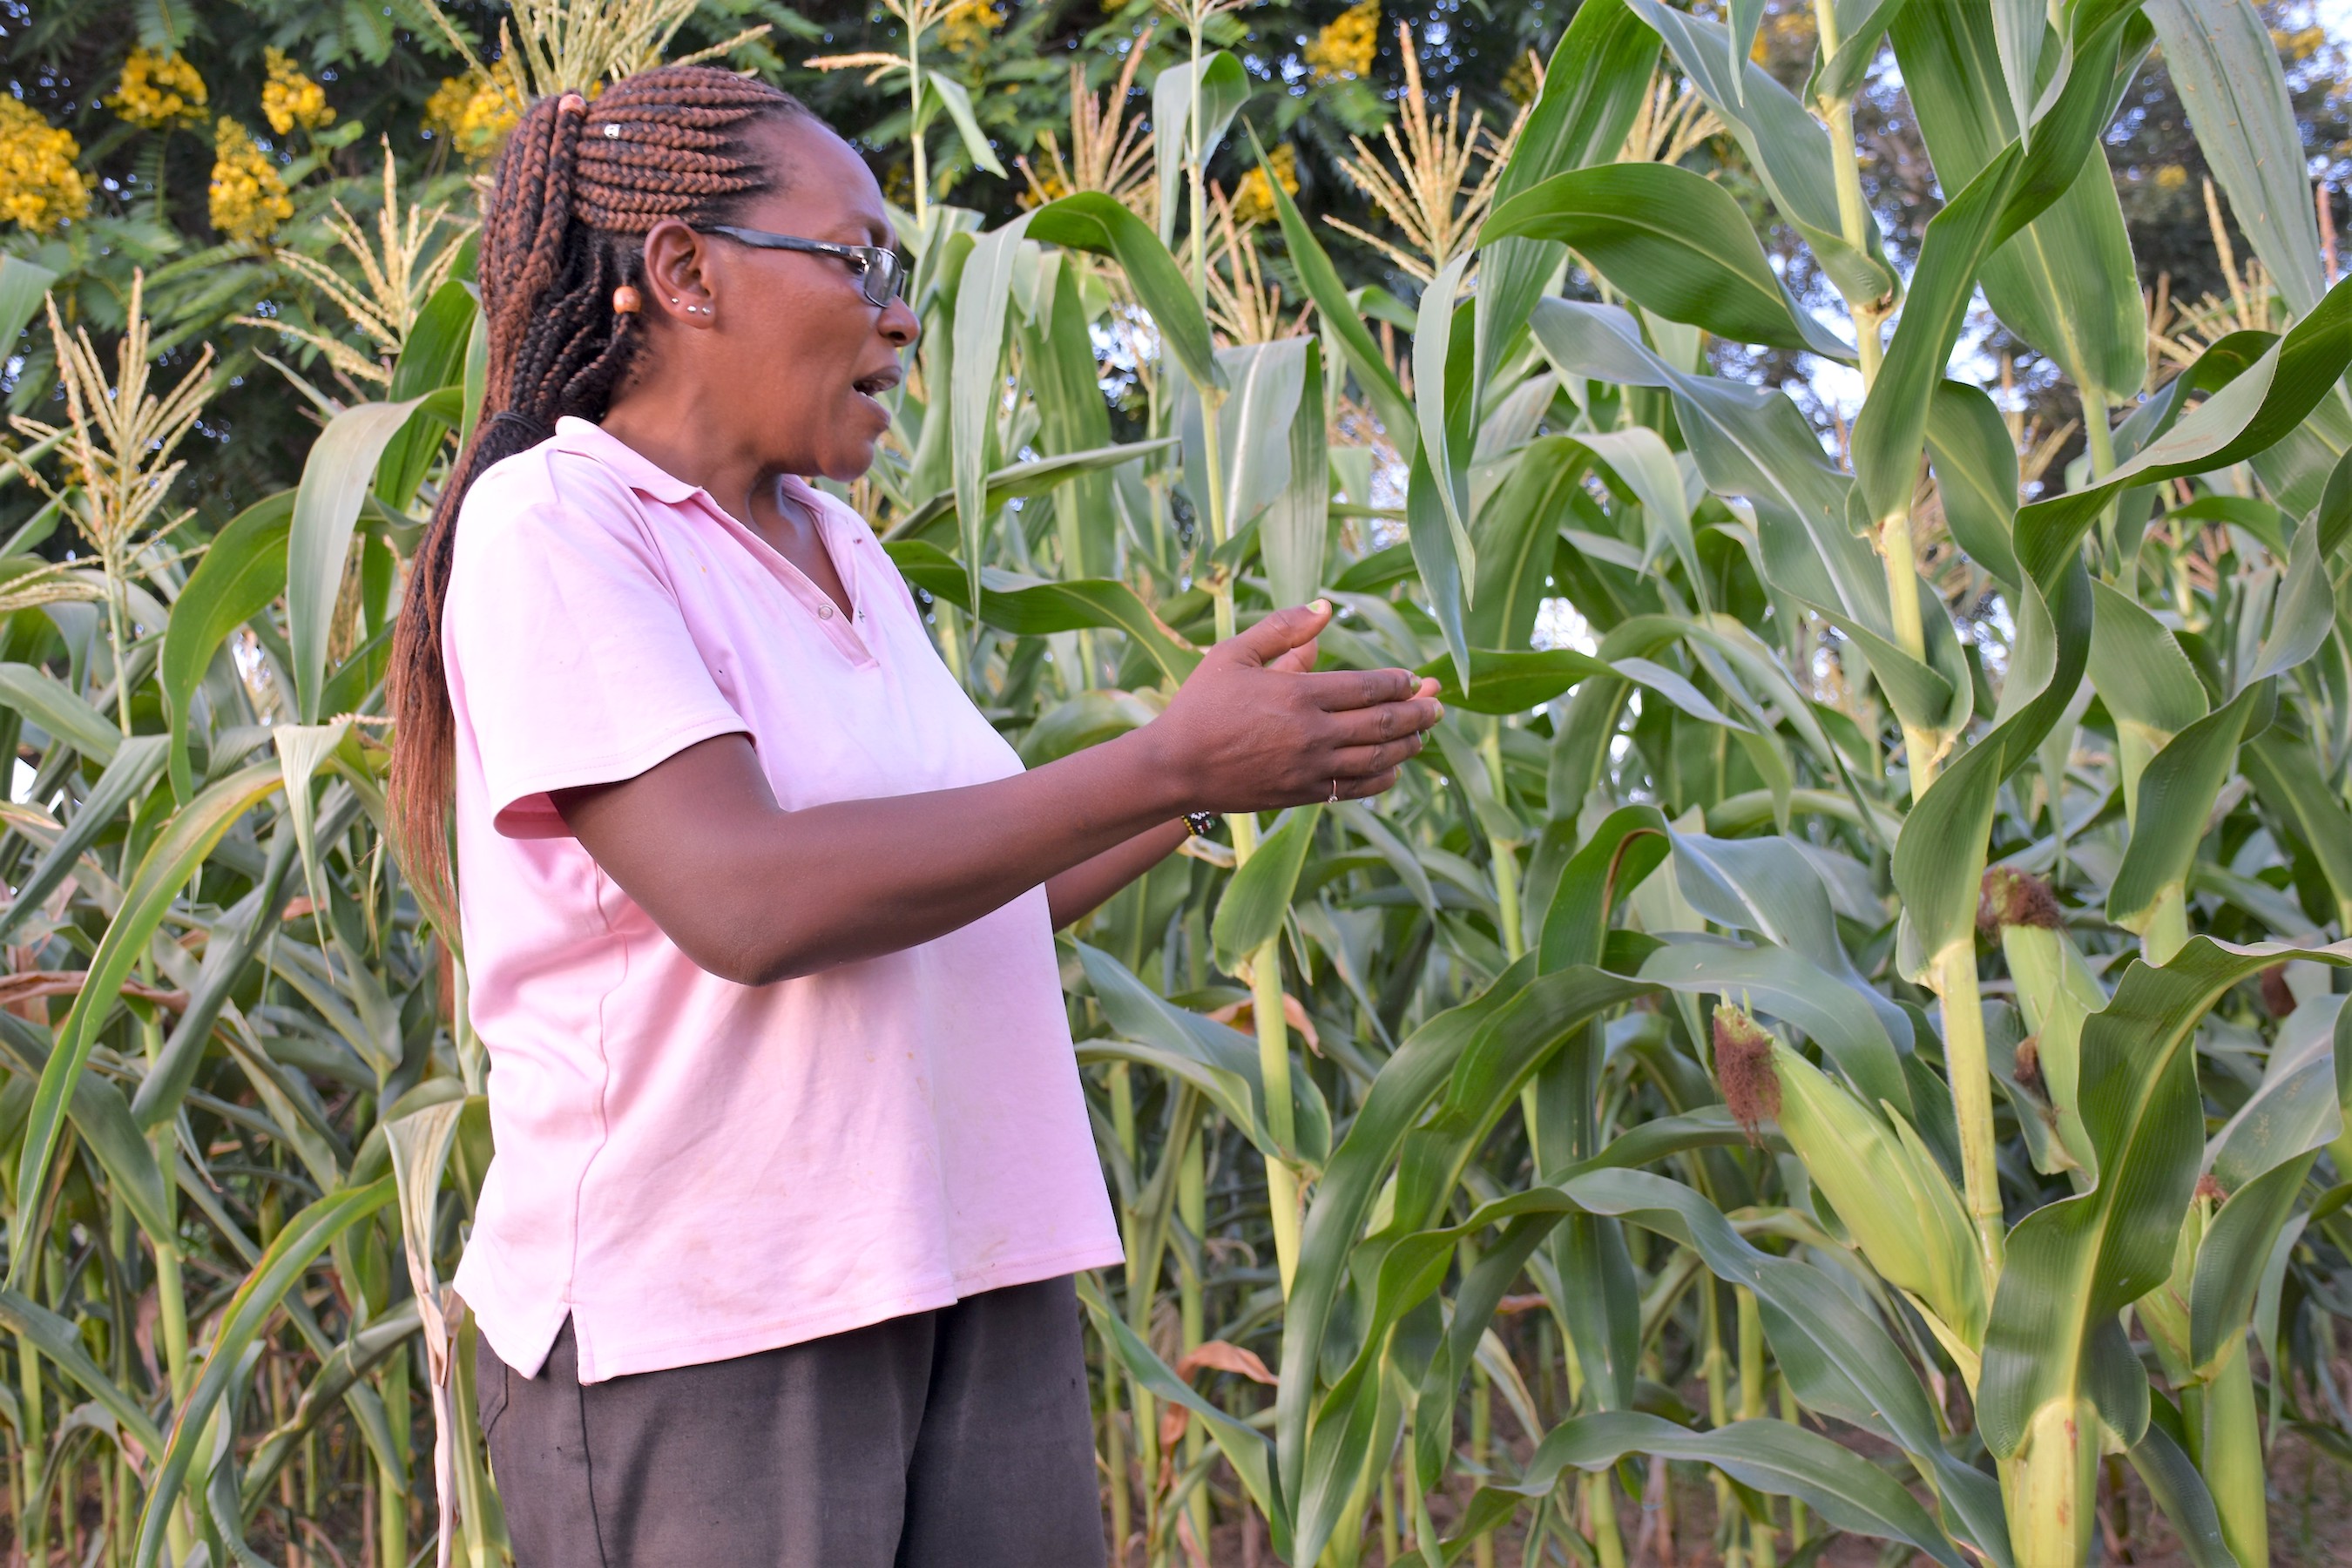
389 65 1443 1566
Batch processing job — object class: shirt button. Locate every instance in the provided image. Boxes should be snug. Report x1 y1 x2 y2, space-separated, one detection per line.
818 603 835 620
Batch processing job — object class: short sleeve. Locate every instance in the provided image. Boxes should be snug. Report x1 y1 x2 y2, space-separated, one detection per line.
445 492 747 839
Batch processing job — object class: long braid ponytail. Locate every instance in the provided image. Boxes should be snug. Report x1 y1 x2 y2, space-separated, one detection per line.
389 65 809 916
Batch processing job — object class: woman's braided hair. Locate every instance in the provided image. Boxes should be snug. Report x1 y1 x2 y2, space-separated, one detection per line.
390 64 810 913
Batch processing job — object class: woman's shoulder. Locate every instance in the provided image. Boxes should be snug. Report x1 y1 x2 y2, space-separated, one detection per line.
462 429 645 537
449 456 692 632
454 433 681 588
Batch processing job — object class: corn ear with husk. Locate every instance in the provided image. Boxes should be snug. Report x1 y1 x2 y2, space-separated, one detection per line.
1980 866 2103 1175
1713 1004 1986 1369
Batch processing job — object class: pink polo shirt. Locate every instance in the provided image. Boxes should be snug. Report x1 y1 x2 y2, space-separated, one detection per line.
443 416 1121 1383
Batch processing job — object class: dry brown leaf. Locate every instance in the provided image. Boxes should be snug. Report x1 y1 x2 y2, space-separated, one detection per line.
1205 993 1321 1053
1174 1339 1276 1384
0 969 188 1012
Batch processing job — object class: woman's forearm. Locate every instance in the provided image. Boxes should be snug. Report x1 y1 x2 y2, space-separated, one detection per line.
1046 818 1190 930
555 605 1442 986
557 727 1190 984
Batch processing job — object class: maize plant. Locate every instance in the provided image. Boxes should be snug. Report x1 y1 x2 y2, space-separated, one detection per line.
12 0 2352 1565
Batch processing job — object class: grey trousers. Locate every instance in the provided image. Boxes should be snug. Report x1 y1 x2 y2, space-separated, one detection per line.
476 1276 1107 1567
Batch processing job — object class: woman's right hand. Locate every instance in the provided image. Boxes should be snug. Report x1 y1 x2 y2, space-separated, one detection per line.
1138 599 1445 814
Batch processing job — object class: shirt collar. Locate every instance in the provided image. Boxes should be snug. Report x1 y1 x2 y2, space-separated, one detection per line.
550 418 867 545
551 416 701 505
779 472 865 547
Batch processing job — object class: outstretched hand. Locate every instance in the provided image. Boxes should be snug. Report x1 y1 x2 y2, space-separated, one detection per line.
1140 599 1445 814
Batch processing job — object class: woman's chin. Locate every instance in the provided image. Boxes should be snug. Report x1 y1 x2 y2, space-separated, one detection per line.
815 437 880 483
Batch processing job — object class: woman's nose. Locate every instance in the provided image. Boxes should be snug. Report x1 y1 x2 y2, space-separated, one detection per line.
879 295 920 348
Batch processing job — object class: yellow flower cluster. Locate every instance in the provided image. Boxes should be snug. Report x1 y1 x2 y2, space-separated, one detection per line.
262 48 335 136
2274 24 2328 64
1017 162 1070 210
0 97 89 233
941 0 1005 53
1305 0 1379 83
1501 51 1540 106
423 63 522 163
210 118 292 244
1750 10 1814 66
109 47 208 130
1232 142 1298 226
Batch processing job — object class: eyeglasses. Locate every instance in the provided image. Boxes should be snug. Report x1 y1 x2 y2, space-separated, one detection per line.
700 226 907 307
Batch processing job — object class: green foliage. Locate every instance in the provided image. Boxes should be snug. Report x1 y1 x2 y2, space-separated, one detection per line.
15 3 2352 1567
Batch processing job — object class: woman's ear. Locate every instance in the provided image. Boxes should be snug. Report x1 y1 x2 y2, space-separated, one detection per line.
640 220 719 328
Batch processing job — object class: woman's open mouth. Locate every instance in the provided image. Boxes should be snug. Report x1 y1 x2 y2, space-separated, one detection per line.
851 368 902 413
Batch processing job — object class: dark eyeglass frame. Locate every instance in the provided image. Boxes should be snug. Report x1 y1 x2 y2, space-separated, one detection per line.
700 225 907 307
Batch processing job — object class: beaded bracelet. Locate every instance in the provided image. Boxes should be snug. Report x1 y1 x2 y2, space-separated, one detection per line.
1184 811 1219 839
